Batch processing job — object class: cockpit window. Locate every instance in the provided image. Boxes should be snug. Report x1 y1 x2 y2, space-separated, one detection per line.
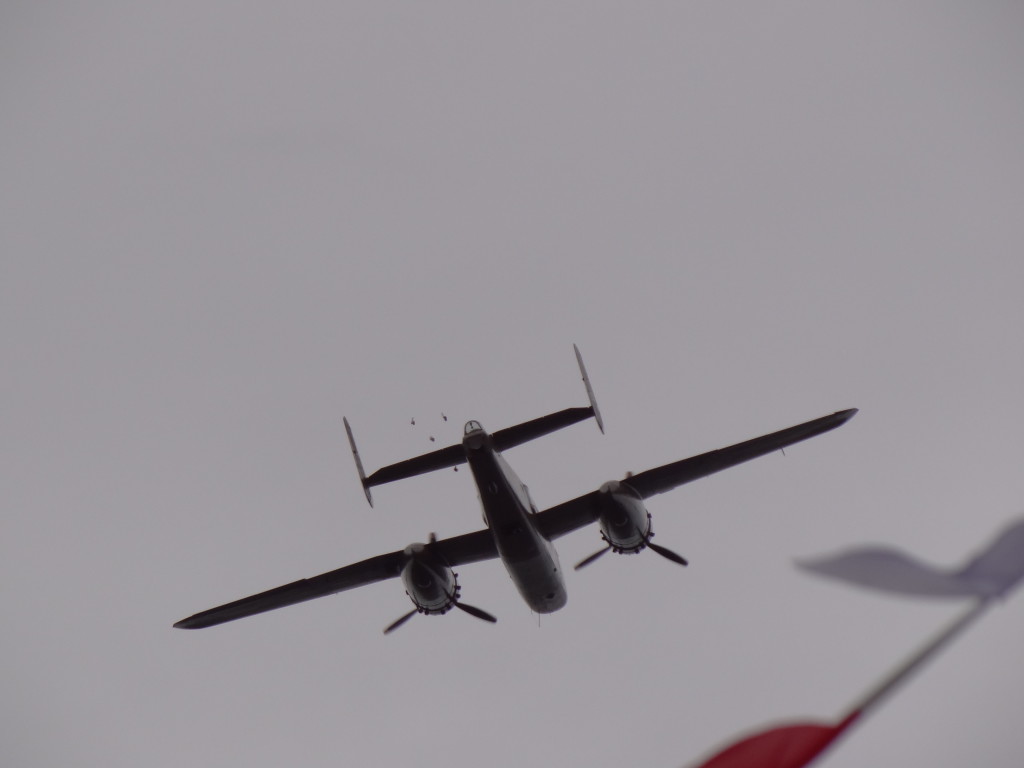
464 420 483 435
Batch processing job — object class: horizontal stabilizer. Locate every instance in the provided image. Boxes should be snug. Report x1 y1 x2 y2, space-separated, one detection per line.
361 405 595 489
364 443 466 489
353 346 604 496
492 407 596 452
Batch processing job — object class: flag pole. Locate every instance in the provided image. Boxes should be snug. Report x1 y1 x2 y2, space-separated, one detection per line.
845 598 991 719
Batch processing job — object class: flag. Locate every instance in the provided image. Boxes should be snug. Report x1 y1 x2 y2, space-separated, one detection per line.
687 601 986 768
688 520 1021 766
690 715 857 768
797 517 1024 599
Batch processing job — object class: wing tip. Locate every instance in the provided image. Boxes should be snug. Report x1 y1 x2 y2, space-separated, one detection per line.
836 407 859 422
174 611 222 629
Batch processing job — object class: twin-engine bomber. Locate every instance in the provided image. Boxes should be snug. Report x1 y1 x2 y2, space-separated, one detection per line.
174 346 856 633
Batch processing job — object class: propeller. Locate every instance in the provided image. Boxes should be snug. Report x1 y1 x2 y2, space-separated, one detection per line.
383 601 497 634
648 541 688 566
383 609 418 634
574 546 611 570
454 602 498 623
574 539 689 570
383 532 499 634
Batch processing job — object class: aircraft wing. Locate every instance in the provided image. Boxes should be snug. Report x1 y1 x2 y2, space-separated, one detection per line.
623 408 857 498
533 491 603 540
173 529 499 629
534 409 857 539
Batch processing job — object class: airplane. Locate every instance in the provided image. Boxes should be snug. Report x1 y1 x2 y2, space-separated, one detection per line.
174 346 857 634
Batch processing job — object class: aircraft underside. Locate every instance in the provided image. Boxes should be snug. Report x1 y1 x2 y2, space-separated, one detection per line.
464 430 568 613
173 345 856 633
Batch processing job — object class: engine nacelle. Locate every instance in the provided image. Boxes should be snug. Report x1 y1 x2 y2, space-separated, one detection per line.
400 543 460 616
595 480 652 553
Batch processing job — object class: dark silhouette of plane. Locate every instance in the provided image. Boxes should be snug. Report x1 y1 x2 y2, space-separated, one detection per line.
174 346 856 633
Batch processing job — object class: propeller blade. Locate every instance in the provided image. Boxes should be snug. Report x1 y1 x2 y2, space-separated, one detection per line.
383 609 418 634
648 541 688 566
574 546 611 571
454 602 498 624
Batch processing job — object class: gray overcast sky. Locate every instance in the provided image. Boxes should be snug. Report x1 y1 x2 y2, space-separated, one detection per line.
3 3 1024 767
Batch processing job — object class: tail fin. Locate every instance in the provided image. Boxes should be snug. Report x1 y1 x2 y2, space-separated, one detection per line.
574 344 604 434
488 344 603 450
343 417 373 507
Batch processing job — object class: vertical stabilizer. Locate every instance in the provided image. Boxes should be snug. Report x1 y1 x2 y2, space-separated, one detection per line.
574 344 604 434
343 417 373 507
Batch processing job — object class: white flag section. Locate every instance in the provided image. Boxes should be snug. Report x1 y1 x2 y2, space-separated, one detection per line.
797 517 1024 599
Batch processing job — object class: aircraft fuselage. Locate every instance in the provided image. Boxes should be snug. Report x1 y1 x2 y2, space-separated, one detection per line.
462 421 567 613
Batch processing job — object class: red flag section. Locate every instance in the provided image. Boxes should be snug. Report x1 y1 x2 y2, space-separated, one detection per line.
693 714 858 768
688 582 992 767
